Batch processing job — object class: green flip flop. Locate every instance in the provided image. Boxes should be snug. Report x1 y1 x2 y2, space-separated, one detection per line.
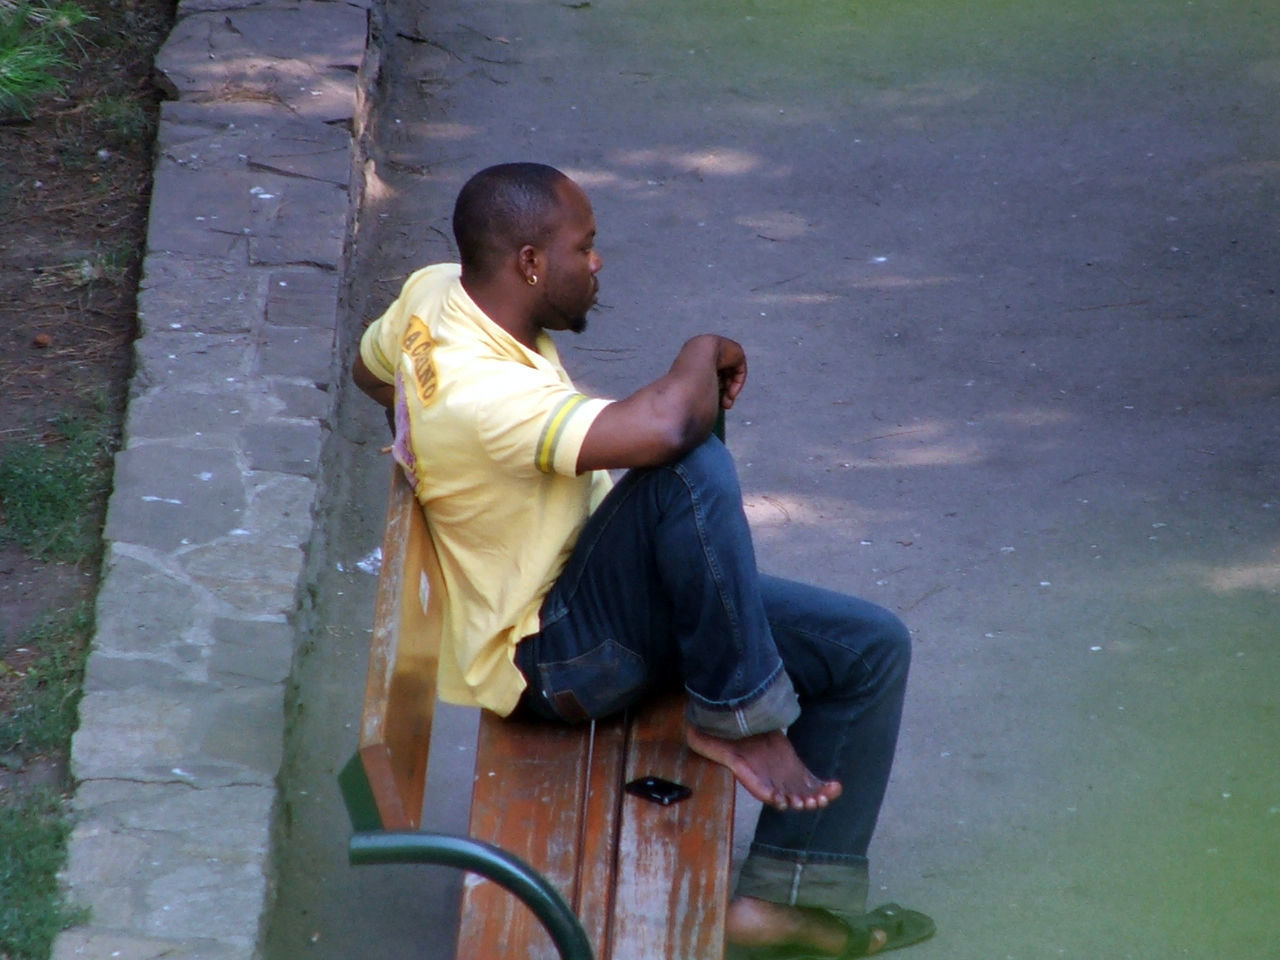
850 904 935 955
727 903 935 960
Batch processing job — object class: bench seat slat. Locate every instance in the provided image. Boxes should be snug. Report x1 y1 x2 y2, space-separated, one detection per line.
460 695 734 960
459 713 594 960
573 714 627 952
611 696 735 960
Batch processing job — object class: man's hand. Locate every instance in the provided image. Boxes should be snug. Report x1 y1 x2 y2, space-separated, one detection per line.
715 337 747 410
577 334 746 473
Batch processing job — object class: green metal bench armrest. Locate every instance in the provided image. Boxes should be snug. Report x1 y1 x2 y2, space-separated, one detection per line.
348 831 594 960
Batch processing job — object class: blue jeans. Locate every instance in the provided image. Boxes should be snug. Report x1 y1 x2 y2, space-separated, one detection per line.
514 437 911 921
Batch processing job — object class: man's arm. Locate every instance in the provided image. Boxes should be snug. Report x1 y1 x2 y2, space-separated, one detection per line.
353 351 394 408
576 334 746 472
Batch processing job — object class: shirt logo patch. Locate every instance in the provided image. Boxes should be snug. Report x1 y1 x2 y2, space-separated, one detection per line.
403 315 438 408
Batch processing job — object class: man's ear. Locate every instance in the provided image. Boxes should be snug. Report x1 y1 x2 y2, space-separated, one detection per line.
517 244 541 285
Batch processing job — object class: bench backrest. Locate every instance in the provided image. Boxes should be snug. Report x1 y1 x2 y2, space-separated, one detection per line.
352 464 441 830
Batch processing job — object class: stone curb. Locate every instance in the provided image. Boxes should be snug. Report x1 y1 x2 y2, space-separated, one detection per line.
53 2 373 957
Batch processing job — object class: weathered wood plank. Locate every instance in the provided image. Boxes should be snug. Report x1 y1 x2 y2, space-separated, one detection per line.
357 465 439 830
459 712 594 960
574 714 628 954
611 695 735 960
461 696 733 960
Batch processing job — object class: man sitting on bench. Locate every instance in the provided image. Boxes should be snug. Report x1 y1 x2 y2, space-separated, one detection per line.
353 162 934 959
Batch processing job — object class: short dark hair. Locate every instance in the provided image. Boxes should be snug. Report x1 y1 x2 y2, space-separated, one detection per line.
452 163 569 278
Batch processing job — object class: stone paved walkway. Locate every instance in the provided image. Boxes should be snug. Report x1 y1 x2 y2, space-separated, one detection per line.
53 2 370 957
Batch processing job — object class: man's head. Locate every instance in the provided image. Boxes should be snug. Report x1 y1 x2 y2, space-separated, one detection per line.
453 163 602 335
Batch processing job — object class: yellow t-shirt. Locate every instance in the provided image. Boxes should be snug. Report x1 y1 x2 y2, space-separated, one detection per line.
360 264 613 715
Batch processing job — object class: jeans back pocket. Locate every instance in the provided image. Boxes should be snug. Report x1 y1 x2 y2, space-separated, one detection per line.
537 638 649 721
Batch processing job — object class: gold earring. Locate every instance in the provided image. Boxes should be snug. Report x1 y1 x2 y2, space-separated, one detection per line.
528 275 538 286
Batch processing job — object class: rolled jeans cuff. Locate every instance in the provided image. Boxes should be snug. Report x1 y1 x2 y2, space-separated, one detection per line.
685 667 801 739
735 848 870 925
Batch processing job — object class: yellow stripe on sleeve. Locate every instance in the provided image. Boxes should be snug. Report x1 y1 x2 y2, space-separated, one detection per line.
535 394 589 474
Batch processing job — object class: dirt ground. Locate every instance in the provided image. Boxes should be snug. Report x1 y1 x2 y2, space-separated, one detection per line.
0 0 172 790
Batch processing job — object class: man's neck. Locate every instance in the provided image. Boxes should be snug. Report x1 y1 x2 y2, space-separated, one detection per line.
462 275 539 350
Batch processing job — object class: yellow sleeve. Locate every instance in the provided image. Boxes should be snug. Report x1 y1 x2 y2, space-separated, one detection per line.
360 304 409 385
359 265 455 383
540 395 612 476
456 360 613 479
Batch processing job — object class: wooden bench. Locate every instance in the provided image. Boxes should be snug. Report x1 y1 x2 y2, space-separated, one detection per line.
340 463 736 960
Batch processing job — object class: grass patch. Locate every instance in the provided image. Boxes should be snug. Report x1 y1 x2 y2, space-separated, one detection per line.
88 91 153 143
0 0 90 117
0 788 90 960
0 603 92 757
0 410 115 563
32 241 134 288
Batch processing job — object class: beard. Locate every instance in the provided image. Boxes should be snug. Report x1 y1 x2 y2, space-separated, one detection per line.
544 279 596 334
562 295 594 334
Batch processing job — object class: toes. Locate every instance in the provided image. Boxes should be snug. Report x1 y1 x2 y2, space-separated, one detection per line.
865 928 889 955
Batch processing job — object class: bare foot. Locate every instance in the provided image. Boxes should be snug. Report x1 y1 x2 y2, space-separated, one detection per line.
685 724 842 811
727 897 888 957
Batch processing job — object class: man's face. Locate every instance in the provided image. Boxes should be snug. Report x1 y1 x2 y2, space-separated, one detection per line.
536 180 602 335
